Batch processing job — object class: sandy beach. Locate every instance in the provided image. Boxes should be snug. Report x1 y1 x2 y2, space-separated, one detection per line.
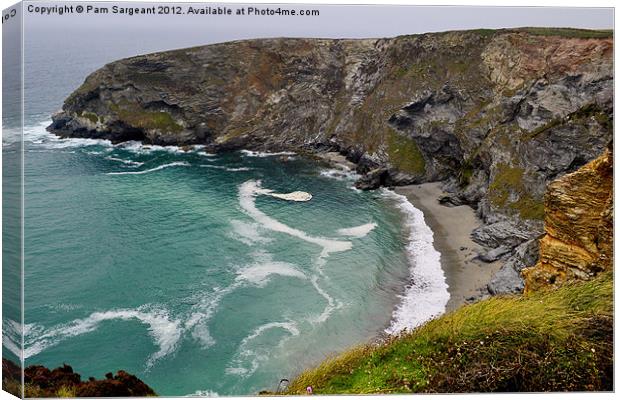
396 183 501 311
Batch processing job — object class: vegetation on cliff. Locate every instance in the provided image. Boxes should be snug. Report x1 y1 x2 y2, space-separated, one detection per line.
284 142 613 394
2 359 156 398
284 273 612 394
48 29 613 297
40 28 613 394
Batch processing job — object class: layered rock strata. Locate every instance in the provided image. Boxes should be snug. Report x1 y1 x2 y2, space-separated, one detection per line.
522 144 613 292
48 28 613 293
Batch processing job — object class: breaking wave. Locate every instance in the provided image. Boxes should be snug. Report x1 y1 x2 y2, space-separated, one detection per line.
105 156 145 167
240 150 296 158
382 189 449 334
21 307 183 368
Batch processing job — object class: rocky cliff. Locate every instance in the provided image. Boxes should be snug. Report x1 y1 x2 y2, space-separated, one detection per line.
522 143 613 292
48 28 613 293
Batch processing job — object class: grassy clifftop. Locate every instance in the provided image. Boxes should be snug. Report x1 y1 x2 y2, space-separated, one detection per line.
285 273 612 394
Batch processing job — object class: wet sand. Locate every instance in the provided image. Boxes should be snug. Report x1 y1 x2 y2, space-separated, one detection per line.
395 183 501 311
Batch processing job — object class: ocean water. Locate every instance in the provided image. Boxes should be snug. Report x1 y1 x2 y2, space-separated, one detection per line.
2 27 448 396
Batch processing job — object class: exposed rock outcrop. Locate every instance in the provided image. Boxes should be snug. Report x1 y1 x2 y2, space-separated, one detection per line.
488 238 540 294
48 28 613 291
522 143 613 292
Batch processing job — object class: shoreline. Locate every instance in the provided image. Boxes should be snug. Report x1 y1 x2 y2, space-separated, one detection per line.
37 123 497 315
395 183 501 312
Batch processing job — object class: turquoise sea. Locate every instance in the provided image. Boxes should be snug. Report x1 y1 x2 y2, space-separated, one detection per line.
2 27 448 396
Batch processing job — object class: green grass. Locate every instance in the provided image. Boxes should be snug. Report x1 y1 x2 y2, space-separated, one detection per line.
82 111 101 124
2 378 22 398
109 101 183 133
488 162 544 220
458 159 475 186
286 273 612 394
469 29 497 37
55 385 77 398
386 129 426 176
515 27 613 39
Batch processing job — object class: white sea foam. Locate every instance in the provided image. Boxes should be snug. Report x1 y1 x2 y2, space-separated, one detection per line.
236 258 306 287
18 134 203 156
106 161 190 175
114 141 180 155
2 318 23 358
382 189 449 334
189 322 216 349
229 220 272 246
22 307 182 367
200 165 252 172
245 321 300 343
13 120 115 149
350 187 362 193
10 121 213 161
185 251 305 350
114 141 207 155
319 168 360 181
238 180 351 254
187 390 219 397
185 284 241 349
309 275 340 324
240 150 296 158
225 321 300 377
238 180 352 324
337 222 377 238
105 156 145 167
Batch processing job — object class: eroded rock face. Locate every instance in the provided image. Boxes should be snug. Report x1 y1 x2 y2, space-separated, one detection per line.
522 144 613 292
487 238 540 295
49 29 613 278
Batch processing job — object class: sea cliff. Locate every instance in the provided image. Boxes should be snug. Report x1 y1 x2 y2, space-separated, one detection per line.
280 147 614 393
523 142 613 292
48 27 613 294
41 26 614 395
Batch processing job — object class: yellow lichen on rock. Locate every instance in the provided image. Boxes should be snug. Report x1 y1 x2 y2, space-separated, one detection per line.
523 144 613 292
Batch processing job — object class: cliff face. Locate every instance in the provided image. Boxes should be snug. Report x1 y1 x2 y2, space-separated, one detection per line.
49 28 613 291
522 144 613 292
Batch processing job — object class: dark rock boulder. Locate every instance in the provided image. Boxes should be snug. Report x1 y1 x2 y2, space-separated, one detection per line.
355 168 389 190
478 245 512 263
487 238 540 295
488 265 525 295
471 219 542 250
